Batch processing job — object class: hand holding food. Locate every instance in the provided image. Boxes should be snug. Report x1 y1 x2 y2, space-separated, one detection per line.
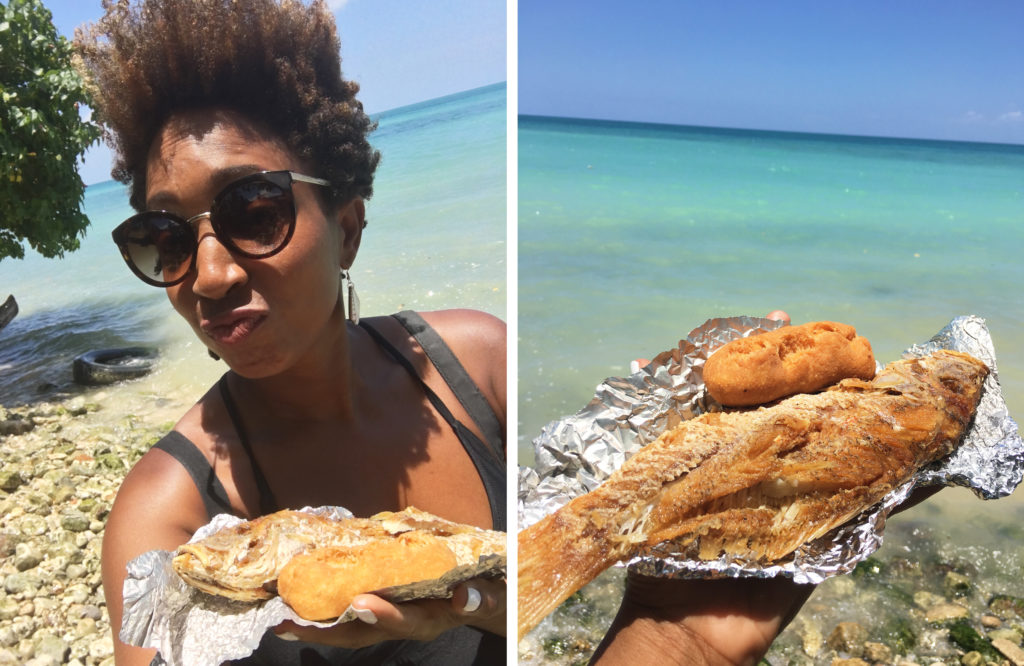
171 506 506 621
518 344 988 640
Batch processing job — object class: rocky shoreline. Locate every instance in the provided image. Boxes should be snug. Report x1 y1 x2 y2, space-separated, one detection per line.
519 529 1024 666
0 391 174 665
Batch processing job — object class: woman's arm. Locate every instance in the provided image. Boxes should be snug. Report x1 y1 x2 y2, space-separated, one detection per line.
102 448 209 665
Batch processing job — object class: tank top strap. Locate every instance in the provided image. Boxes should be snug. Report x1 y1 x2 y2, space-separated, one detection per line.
152 431 235 520
391 310 504 460
218 375 279 515
359 317 506 530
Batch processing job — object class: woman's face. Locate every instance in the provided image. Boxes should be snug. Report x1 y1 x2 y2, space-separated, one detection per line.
144 109 362 378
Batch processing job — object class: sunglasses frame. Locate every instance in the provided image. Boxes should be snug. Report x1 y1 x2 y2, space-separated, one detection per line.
112 170 331 287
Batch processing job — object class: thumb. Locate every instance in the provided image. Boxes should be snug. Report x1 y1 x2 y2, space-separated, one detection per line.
451 583 483 615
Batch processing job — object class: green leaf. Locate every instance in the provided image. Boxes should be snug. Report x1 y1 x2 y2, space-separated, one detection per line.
0 0 101 261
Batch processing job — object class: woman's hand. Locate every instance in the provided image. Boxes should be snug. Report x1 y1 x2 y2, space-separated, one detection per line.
591 573 814 666
273 578 505 648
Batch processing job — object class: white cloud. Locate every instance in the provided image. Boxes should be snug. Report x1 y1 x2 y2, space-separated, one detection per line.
997 110 1023 123
326 0 350 9
959 110 985 124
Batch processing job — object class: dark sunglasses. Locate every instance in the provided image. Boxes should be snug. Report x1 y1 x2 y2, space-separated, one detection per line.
111 170 331 287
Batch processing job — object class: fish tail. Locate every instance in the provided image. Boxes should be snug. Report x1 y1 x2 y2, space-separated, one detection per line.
517 510 622 641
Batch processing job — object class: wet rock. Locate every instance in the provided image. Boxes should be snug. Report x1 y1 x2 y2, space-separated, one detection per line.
87 635 113 660
981 614 1003 629
926 602 970 623
831 659 869 666
915 591 946 610
0 418 34 437
992 637 1024 666
800 618 825 657
13 543 42 571
63 584 91 606
2 573 38 596
64 564 87 580
828 622 868 657
49 485 75 505
990 595 1024 620
73 618 97 639
24 656 59 666
78 604 102 621
0 472 25 493
0 600 17 622
863 641 892 663
95 452 125 471
960 651 985 666
32 634 68 664
17 514 47 537
944 572 973 598
59 511 90 533
989 628 1023 646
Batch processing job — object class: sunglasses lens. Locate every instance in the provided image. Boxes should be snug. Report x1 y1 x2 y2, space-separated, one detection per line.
213 177 294 256
117 214 193 285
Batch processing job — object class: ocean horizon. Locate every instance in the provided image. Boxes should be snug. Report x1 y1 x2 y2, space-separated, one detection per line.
521 112 1024 149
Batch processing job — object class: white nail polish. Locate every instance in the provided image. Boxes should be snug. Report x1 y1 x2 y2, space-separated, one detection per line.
462 586 481 613
277 632 299 641
629 360 640 374
354 607 378 624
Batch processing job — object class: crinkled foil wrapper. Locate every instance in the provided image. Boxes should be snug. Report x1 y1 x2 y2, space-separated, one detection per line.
517 315 1023 585
121 506 507 666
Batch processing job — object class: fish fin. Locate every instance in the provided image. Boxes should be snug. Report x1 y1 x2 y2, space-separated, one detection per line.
517 510 623 641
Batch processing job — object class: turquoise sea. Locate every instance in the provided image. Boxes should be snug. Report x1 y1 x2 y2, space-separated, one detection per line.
519 115 1023 462
0 83 506 407
518 115 1024 664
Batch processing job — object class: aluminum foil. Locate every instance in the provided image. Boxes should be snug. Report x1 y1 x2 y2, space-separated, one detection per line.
121 506 507 666
517 315 1023 585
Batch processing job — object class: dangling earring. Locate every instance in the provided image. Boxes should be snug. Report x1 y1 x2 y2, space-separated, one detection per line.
341 269 360 325
208 349 221 361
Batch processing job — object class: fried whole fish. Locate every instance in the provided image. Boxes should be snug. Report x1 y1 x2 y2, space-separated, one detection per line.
518 350 988 640
173 506 506 603
172 510 387 601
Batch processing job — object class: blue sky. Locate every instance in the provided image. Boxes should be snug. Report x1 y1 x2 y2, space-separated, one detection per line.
45 0 506 184
519 0 1024 145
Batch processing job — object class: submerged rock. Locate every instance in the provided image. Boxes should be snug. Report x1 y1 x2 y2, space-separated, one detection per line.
828 622 869 657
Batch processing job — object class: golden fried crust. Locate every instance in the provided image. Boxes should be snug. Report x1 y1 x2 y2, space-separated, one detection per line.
703 321 876 406
277 532 458 621
517 349 989 640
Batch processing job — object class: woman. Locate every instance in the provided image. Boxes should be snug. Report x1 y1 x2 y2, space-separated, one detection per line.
74 1 506 664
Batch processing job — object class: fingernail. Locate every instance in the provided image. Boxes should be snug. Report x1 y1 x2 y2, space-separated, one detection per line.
462 586 481 613
629 360 640 374
277 632 299 641
354 607 378 624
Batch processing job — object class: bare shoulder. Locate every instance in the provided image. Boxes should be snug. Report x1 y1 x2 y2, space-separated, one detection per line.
417 308 506 357
417 309 507 425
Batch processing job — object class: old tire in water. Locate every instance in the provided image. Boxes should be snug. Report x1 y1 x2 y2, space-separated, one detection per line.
73 347 158 386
